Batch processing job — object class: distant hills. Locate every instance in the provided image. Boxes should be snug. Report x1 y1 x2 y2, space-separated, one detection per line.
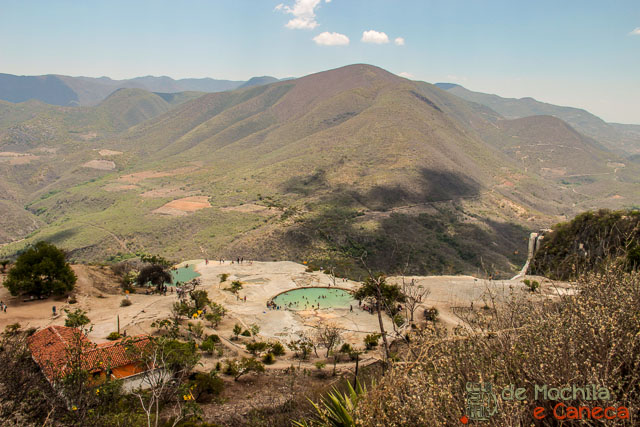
0 73 283 107
1 64 639 279
435 83 640 155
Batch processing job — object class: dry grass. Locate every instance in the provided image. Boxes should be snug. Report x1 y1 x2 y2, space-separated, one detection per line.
356 266 640 426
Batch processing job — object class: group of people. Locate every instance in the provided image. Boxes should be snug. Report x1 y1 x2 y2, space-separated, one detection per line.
358 299 376 314
0 301 7 313
266 300 281 310
216 257 252 265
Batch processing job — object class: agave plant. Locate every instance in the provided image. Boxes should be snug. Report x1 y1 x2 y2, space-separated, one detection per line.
292 379 372 427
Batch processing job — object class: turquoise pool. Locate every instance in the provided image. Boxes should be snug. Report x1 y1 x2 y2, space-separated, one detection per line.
169 265 201 285
272 287 354 310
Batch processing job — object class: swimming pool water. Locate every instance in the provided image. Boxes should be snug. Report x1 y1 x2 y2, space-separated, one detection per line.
272 287 354 310
169 265 201 285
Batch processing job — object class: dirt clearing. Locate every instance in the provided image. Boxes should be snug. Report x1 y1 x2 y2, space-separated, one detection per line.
98 149 123 156
152 196 211 216
117 165 199 184
82 159 116 170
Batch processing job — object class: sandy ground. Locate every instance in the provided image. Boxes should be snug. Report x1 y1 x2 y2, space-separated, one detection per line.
152 196 211 216
98 149 123 156
0 261 570 351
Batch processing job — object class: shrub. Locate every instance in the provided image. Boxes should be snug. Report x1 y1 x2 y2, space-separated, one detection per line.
106 332 121 341
64 308 90 327
424 307 438 322
339 343 352 354
364 333 380 350
393 313 405 327
229 281 243 294
241 330 251 337
190 373 224 402
232 324 242 340
201 334 220 355
262 353 275 365
188 321 204 339
270 341 286 356
246 341 269 356
250 323 260 336
120 298 132 307
529 280 540 292
219 273 229 283
224 357 265 381
206 334 220 343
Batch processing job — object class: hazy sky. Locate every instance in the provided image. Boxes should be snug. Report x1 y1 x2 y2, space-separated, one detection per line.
1 0 639 123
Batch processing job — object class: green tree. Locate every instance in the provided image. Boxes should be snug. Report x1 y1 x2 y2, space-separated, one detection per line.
64 308 90 327
190 290 211 310
224 357 265 381
3 241 76 297
229 280 243 294
137 264 172 291
139 254 172 267
232 324 242 340
353 274 404 360
204 302 227 327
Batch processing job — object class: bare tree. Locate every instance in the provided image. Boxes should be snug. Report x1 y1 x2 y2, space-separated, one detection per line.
401 278 430 323
126 337 200 427
326 266 338 287
315 323 343 358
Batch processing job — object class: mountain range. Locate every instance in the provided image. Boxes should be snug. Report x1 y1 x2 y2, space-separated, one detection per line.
0 73 283 107
436 83 640 156
0 64 638 278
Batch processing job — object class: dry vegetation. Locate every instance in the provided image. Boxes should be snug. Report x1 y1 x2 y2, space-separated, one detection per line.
353 267 640 426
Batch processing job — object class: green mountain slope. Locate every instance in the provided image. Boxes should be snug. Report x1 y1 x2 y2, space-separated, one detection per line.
1 65 638 278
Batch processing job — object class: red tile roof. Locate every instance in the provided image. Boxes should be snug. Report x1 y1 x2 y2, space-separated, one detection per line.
27 325 151 383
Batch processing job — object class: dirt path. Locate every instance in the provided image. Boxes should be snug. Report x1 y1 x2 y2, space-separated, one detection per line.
77 221 129 252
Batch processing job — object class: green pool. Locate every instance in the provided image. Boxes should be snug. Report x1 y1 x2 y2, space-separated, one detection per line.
169 265 201 285
272 287 354 310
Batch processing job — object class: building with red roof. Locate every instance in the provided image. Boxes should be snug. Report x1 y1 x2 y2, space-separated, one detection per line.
27 325 152 386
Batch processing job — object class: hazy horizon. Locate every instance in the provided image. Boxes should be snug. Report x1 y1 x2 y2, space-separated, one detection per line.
2 0 639 123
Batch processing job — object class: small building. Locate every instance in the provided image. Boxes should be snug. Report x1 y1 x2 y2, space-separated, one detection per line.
27 325 152 390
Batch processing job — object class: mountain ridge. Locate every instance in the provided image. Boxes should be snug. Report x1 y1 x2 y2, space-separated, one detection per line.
435 82 640 155
0 73 282 107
